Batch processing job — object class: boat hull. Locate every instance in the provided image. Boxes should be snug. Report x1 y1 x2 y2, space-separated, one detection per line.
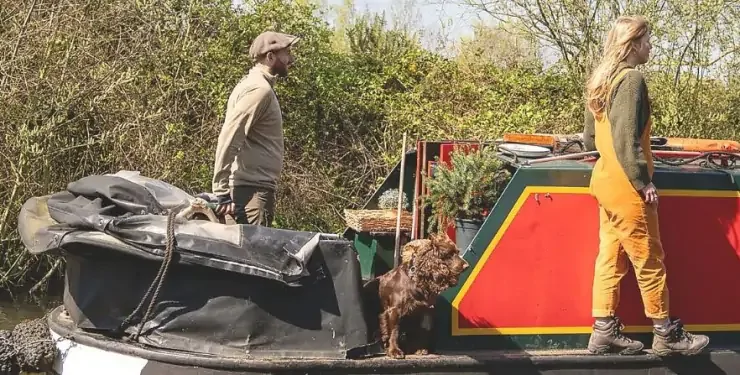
48 306 740 374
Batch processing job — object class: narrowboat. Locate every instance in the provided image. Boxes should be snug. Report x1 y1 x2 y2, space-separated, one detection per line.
10 135 740 374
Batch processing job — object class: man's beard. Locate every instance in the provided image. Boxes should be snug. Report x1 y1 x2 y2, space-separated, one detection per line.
273 60 289 78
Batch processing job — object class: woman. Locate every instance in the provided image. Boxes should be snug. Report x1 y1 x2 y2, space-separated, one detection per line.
582 15 709 356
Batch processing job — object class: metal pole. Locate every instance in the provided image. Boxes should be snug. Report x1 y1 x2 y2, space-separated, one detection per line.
410 139 420 240
521 151 599 165
394 132 408 267
419 141 428 240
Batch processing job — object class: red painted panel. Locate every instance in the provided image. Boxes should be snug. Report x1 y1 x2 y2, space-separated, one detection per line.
457 192 740 330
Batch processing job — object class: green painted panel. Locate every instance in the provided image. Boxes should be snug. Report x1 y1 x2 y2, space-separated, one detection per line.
353 232 397 280
373 235 396 273
353 232 376 280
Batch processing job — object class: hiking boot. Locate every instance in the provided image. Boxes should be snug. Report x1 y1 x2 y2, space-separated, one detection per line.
652 318 710 356
588 317 645 355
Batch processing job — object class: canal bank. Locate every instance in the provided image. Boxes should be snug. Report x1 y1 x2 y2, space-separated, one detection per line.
1 298 59 331
1 296 61 374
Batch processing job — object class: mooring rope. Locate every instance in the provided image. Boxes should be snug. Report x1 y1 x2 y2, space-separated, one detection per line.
119 209 178 341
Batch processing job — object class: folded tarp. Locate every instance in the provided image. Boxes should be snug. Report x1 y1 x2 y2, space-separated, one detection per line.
18 171 377 359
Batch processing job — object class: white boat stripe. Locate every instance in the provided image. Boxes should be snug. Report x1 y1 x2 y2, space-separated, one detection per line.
51 331 148 375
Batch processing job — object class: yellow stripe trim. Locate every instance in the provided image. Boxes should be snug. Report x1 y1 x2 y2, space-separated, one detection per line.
451 186 740 336
455 324 740 336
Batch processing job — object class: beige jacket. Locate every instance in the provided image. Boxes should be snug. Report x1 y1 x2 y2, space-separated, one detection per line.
212 65 284 196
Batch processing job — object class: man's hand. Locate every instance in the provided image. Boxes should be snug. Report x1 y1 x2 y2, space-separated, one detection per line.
640 182 659 205
215 194 235 216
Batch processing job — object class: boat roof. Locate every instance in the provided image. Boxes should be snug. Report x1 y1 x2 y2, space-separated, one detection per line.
495 152 740 178
416 138 739 177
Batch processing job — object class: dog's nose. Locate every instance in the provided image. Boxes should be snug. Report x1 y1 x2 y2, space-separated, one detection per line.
460 256 469 270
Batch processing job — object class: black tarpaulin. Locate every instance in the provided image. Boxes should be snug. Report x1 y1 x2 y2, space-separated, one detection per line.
17 171 377 359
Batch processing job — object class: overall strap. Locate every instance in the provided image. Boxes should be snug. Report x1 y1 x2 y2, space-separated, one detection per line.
606 67 635 106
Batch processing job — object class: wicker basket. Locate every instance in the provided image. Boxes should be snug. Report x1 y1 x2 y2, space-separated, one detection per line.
344 209 413 233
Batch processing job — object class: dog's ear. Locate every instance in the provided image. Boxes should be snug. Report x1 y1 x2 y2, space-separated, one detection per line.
439 231 453 244
431 231 452 246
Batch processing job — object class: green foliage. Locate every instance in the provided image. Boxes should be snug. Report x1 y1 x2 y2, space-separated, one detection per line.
424 146 512 228
0 0 738 296
456 20 542 71
346 13 418 60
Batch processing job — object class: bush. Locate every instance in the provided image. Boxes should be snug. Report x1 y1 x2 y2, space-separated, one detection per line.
0 0 737 295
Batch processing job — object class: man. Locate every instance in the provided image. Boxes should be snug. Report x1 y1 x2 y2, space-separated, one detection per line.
211 31 299 226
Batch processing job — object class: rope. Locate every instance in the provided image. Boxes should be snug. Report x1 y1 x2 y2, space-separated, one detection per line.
652 151 738 184
652 151 737 167
558 139 585 153
119 209 178 341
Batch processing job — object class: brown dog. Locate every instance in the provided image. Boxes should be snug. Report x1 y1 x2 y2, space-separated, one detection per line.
365 232 469 359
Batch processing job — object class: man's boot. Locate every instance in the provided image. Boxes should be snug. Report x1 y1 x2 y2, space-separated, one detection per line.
588 317 645 355
652 318 710 356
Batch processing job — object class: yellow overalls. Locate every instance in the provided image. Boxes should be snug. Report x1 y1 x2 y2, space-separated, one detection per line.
589 68 669 320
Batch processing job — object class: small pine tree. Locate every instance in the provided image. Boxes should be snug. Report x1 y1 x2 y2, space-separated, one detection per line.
424 145 511 230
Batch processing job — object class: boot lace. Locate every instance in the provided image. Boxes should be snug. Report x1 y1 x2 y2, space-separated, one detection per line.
669 320 694 343
610 317 634 342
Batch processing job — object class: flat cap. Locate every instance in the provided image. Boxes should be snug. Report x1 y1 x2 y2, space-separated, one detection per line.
249 31 300 59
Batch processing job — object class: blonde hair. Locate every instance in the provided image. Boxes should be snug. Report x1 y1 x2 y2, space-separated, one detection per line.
586 15 650 115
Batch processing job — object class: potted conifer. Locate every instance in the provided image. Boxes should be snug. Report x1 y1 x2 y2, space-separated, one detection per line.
424 145 511 250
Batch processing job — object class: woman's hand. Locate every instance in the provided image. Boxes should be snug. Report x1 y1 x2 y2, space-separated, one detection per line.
640 182 659 205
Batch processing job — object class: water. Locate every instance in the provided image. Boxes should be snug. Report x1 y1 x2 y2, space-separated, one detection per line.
0 298 60 330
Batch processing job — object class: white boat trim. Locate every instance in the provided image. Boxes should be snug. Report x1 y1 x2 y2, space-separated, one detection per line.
51 330 148 375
